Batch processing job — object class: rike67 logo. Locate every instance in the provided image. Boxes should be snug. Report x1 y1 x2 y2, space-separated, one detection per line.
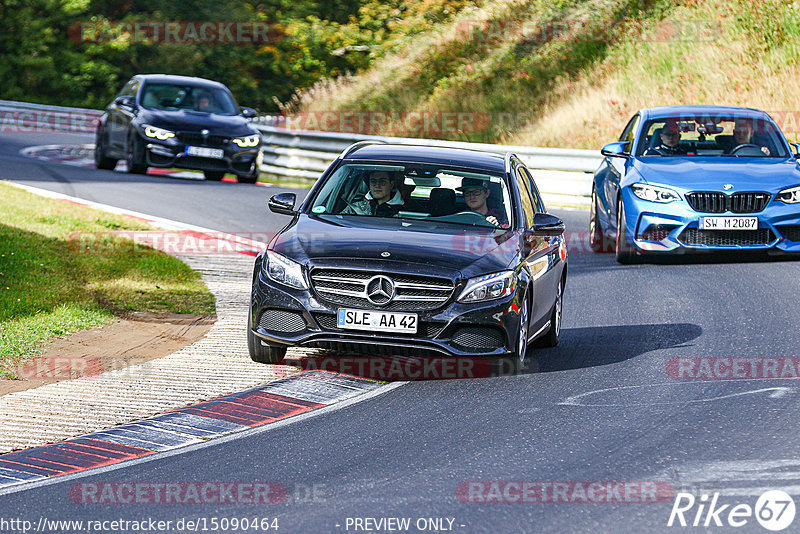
668 490 796 531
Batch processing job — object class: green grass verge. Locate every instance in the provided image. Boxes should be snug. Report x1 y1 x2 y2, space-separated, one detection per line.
0 182 216 379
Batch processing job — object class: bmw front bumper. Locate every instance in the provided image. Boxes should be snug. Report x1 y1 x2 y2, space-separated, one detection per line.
142 135 262 176
621 187 800 254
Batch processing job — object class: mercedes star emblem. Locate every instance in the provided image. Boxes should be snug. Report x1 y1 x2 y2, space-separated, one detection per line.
723 184 734 190
365 275 395 305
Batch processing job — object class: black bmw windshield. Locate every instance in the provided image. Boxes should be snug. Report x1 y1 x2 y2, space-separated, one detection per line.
140 83 239 115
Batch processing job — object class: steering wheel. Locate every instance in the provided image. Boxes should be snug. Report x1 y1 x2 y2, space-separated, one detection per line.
730 143 762 156
454 211 496 225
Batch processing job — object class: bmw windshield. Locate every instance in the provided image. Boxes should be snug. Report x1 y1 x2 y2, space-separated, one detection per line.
637 115 789 157
140 83 239 115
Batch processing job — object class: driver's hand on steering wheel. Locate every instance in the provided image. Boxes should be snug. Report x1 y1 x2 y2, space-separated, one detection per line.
486 215 499 226
761 146 771 155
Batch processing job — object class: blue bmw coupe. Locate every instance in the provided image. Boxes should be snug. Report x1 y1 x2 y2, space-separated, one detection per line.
591 105 800 263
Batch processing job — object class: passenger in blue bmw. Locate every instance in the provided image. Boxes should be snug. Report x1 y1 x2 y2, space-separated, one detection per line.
457 177 509 227
342 169 404 216
644 119 687 156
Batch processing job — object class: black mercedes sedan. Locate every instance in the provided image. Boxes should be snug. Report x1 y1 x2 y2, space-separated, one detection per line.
94 74 262 182
249 143 567 370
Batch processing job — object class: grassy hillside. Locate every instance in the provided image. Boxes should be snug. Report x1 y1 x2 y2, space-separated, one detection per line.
288 0 800 148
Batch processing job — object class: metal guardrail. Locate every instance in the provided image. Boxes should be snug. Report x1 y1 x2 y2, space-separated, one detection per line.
0 100 596 204
254 119 597 204
0 99 101 133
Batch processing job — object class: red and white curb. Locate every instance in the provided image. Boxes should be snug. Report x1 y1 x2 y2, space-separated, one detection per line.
0 182 404 468
0 371 384 492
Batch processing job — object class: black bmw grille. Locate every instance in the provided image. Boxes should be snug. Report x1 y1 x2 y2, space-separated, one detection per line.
777 225 800 242
258 309 306 333
686 192 771 213
310 269 454 311
180 156 228 169
679 228 776 246
451 327 505 352
177 132 230 148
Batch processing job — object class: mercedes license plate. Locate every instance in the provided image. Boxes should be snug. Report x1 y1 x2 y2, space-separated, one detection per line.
337 309 417 333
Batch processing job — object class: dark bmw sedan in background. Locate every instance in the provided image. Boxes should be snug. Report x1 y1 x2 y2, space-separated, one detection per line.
94 74 262 182
248 142 568 370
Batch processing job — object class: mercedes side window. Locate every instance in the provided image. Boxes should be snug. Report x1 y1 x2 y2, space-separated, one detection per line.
514 166 536 228
520 167 545 213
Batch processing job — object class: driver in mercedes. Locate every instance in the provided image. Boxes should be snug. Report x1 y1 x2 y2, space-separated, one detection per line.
457 177 509 227
342 170 404 216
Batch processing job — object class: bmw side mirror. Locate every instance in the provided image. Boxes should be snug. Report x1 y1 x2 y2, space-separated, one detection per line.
530 213 565 236
269 193 297 215
241 107 258 119
790 142 800 158
601 141 630 159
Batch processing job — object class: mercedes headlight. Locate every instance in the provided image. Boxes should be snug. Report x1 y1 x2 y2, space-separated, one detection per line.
777 186 800 204
265 251 307 290
142 124 175 141
232 134 260 148
631 184 680 203
458 271 517 303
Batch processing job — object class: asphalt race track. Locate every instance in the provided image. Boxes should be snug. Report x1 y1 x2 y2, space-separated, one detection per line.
2 131 800 532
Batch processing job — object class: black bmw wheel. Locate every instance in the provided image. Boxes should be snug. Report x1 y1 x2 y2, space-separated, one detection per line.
125 134 148 174
94 132 117 170
247 312 287 364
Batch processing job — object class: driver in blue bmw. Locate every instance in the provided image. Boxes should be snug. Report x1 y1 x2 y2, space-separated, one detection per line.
731 119 771 155
342 170 405 216
457 177 509 227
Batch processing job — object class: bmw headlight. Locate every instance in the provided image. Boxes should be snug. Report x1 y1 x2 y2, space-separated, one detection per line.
265 250 307 290
458 271 517 303
631 184 680 203
777 186 800 204
142 124 175 141
232 134 260 148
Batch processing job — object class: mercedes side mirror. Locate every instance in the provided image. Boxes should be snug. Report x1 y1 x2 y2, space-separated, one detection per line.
268 193 297 215
530 213 565 236
601 141 631 159
114 96 135 108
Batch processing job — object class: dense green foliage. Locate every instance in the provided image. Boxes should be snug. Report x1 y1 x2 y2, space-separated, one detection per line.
0 0 470 111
